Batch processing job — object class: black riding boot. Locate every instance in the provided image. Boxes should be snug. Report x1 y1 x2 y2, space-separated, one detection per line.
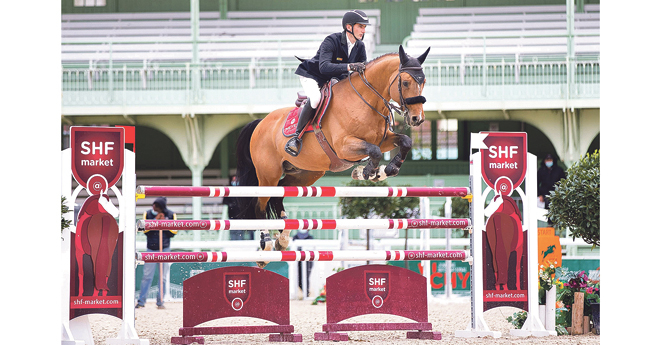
285 101 315 156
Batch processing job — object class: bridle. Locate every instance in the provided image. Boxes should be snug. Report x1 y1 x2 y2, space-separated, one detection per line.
348 63 427 145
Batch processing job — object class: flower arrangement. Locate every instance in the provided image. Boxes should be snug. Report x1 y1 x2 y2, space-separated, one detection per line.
311 285 326 305
556 270 600 331
539 259 560 291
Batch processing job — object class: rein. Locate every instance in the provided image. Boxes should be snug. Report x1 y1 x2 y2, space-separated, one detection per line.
348 65 426 145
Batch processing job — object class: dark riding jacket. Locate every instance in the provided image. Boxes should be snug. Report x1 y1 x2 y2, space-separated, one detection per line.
144 197 177 251
295 31 367 88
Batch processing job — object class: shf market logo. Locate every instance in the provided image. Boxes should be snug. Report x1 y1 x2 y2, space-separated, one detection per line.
224 273 250 311
365 271 389 308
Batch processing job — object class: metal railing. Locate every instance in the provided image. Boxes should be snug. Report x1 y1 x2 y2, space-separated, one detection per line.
61 57 599 108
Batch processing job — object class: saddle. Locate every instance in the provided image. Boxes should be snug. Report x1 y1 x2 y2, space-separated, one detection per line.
281 79 358 172
282 79 335 137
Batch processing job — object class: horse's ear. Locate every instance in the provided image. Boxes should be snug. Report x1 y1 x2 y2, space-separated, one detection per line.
398 45 409 65
417 47 431 65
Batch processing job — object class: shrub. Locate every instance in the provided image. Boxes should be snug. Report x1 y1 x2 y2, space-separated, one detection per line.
547 150 600 247
62 196 72 235
339 180 419 219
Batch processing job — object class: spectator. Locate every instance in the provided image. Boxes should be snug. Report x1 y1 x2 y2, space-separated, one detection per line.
537 153 566 210
136 197 176 309
293 229 314 297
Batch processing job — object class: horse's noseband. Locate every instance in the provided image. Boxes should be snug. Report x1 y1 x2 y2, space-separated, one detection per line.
404 95 426 105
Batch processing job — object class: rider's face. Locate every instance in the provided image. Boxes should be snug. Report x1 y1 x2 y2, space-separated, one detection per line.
347 23 367 41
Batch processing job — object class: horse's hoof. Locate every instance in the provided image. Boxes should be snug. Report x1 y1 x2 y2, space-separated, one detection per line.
370 165 388 182
256 261 269 268
351 166 364 180
274 235 290 251
384 164 399 177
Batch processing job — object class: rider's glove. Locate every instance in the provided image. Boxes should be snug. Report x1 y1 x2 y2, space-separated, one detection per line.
348 62 366 73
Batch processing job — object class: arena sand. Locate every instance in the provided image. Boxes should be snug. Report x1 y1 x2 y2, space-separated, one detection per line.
89 297 599 344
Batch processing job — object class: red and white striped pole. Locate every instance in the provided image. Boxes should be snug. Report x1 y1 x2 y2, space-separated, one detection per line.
137 218 471 231
138 250 470 263
136 185 471 198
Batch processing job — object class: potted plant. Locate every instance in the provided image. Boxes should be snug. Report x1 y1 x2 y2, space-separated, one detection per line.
556 270 600 334
585 278 600 334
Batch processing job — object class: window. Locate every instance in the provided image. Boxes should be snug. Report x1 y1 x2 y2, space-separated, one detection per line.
411 121 432 160
74 0 106 7
437 119 458 160
410 119 458 160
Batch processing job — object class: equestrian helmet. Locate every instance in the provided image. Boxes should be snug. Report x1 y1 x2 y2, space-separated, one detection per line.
342 10 370 29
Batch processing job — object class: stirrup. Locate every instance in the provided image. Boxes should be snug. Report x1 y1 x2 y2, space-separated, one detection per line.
285 137 302 157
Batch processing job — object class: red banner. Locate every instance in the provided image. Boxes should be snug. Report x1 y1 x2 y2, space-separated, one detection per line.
480 132 527 194
71 126 124 191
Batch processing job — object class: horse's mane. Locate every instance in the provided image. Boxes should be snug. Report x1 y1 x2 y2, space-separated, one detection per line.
365 52 398 67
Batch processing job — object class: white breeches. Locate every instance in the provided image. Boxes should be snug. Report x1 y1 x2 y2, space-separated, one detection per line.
299 76 321 109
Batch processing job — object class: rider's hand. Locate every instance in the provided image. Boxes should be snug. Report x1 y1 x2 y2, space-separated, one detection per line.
348 62 366 73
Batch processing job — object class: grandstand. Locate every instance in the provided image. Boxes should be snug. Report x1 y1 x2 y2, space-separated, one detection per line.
61 9 380 65
61 0 600 258
404 4 599 61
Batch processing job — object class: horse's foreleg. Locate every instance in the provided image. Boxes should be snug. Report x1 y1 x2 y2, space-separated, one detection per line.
384 133 412 178
350 141 383 181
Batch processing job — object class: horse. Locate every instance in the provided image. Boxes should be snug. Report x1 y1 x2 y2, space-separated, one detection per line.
235 45 431 267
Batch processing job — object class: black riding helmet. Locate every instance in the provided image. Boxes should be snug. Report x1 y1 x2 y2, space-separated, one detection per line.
342 10 370 41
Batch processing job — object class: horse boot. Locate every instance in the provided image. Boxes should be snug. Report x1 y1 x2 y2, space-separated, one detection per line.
285 101 315 157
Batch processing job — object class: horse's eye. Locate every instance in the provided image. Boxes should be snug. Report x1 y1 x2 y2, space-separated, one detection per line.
403 81 409 87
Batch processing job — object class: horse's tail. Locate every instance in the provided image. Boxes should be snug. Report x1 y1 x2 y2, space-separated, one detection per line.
234 119 261 219
234 119 281 220
236 119 260 188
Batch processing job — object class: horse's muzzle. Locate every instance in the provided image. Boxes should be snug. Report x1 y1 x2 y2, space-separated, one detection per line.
410 115 425 126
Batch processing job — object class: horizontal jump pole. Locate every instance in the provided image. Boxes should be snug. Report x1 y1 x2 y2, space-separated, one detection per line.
136 185 471 198
137 250 470 263
137 218 471 231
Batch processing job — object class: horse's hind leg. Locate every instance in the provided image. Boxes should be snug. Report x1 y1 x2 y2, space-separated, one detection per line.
267 197 289 251
273 169 326 251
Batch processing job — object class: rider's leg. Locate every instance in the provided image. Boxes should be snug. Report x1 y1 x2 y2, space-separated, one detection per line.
285 77 321 156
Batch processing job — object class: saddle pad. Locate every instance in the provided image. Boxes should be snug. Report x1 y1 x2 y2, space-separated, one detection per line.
282 106 314 137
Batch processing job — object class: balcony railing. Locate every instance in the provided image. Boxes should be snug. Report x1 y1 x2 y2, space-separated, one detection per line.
61 57 599 111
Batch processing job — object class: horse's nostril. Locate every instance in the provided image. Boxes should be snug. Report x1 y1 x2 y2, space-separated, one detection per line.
412 116 419 123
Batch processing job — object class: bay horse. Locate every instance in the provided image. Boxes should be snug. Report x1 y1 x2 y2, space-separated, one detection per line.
235 45 430 267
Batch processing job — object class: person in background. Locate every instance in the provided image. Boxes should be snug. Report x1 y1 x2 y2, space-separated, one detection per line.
136 197 176 309
537 153 566 211
293 229 314 297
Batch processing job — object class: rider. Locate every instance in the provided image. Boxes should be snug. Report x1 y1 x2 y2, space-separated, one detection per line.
285 9 371 157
